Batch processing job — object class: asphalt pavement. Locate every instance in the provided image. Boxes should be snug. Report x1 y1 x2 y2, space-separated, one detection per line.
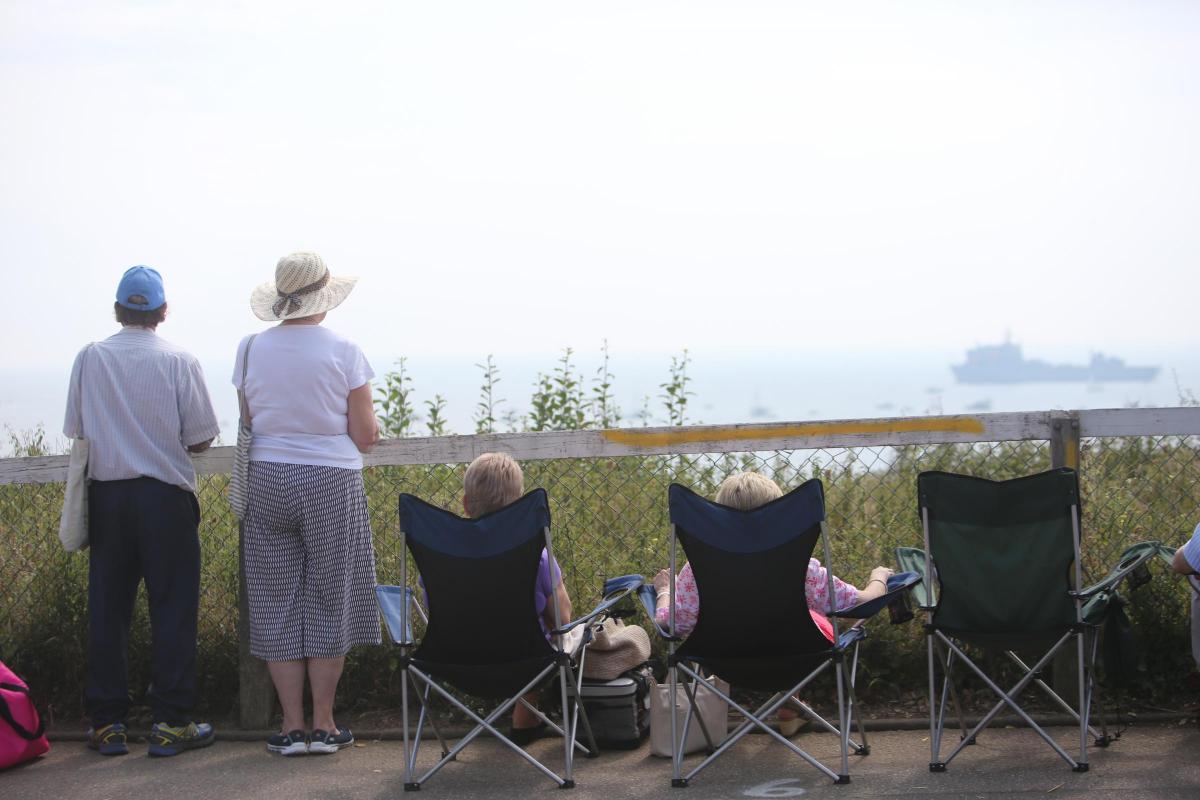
4 724 1199 800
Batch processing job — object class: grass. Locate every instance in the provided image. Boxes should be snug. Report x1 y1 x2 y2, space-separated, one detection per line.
2 435 1197 724
4 350 1196 723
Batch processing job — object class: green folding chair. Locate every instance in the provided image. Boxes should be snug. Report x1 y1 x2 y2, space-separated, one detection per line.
897 468 1161 773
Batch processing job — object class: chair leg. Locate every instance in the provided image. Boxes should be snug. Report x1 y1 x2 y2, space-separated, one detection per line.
515 694 591 756
413 665 568 787
670 663 685 787
928 628 945 771
1087 630 1112 746
1075 632 1089 772
559 665 575 787
676 665 840 784
414 675 450 759
844 644 869 755
567 662 600 758
1004 649 1104 740
680 671 717 752
402 664 418 791
937 642 972 745
938 632 1080 769
835 657 851 783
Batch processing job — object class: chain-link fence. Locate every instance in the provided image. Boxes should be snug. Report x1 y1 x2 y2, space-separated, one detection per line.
2 410 1197 725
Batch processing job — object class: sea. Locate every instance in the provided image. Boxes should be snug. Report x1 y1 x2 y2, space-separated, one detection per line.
2 345 1194 455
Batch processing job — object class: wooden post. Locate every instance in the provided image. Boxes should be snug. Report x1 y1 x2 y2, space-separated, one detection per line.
1050 413 1081 472
238 521 274 729
1049 412 1082 707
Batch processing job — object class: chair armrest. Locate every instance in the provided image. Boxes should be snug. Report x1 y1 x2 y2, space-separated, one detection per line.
1155 542 1181 569
1071 540 1161 599
829 572 922 620
631 582 684 642
376 585 416 646
837 626 868 649
552 573 644 635
896 546 937 608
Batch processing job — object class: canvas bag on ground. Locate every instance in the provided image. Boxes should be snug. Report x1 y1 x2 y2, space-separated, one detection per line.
59 344 94 551
227 334 257 519
0 660 50 769
649 674 729 757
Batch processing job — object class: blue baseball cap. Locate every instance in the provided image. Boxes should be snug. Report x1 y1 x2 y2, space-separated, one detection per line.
115 266 166 310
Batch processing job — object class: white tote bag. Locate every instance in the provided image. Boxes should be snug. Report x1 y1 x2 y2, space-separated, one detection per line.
59 344 94 552
649 675 730 757
226 335 257 519
58 437 90 551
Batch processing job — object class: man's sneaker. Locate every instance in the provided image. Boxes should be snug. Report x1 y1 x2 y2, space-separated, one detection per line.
267 729 308 756
87 722 129 756
147 721 215 757
308 728 353 754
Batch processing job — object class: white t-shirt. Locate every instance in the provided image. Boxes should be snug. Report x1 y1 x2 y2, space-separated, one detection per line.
1182 522 1200 667
232 325 375 470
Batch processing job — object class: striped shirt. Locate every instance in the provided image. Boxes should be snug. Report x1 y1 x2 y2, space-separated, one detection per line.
63 327 220 492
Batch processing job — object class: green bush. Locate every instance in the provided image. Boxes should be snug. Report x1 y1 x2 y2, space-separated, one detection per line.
3 351 1195 722
2 435 1196 722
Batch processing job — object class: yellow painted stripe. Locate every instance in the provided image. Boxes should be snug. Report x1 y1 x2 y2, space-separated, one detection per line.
1064 446 1080 470
602 417 987 448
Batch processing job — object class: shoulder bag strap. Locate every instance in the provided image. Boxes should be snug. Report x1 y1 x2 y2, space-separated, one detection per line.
75 342 96 438
237 335 258 425
0 682 46 741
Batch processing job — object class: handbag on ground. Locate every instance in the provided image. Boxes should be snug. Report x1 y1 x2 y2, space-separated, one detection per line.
648 674 730 757
0 659 50 769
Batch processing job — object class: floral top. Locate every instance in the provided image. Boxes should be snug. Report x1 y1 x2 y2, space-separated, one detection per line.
655 558 860 637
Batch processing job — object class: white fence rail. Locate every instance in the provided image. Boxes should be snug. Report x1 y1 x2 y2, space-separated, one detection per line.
3 406 1198 484
3 405 1198 727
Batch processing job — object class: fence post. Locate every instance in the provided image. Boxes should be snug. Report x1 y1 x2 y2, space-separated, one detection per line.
238 521 274 728
1049 412 1082 707
1050 413 1081 472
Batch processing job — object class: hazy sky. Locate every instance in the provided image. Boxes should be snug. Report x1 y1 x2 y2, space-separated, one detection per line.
2 0 1197 370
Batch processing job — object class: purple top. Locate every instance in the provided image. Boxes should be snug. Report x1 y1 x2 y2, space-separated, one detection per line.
533 548 563 637
421 547 563 639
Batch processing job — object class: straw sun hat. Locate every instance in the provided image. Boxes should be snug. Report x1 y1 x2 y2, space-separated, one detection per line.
582 618 652 681
250 251 358 321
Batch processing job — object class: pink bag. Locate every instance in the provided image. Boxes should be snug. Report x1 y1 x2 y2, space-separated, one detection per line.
0 660 49 769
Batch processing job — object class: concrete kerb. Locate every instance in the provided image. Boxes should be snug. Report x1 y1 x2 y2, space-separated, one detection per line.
47 710 1195 742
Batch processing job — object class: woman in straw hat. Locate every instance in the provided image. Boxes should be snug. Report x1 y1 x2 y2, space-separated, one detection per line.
233 252 381 756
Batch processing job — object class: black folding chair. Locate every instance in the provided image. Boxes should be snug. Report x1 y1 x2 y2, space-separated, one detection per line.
645 481 919 786
900 468 1161 773
376 489 640 790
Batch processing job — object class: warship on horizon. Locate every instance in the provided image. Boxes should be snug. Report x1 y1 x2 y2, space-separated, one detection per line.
952 341 1159 384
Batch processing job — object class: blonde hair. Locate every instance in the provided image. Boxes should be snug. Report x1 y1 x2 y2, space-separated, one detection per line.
463 452 524 517
714 471 783 511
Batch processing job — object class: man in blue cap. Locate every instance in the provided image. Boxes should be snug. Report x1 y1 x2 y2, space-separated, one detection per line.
63 266 221 757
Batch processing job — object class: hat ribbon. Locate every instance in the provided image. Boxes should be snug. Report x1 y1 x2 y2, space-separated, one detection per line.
272 272 330 317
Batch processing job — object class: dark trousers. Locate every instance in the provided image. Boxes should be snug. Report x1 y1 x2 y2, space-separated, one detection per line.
87 477 201 727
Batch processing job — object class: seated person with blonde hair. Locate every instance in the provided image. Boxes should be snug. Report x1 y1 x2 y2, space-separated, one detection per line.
461 452 573 743
652 471 893 734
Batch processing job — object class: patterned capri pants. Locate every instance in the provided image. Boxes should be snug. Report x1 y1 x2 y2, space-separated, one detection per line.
243 461 381 661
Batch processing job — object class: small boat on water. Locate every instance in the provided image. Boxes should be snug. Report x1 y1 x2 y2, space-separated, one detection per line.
952 341 1159 384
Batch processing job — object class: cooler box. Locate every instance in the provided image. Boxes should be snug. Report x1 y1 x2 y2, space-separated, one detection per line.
577 670 650 750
